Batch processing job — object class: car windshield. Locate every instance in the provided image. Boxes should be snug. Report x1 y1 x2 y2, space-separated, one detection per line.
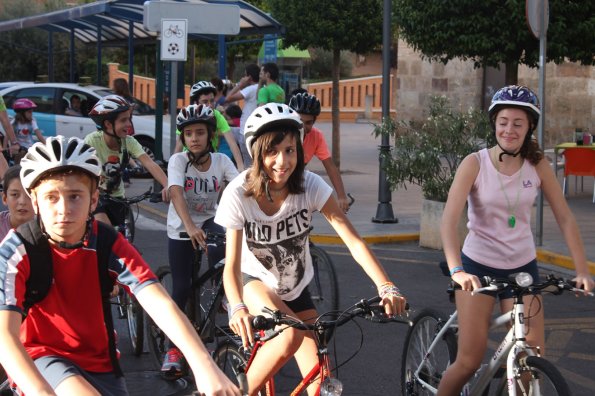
94 88 155 116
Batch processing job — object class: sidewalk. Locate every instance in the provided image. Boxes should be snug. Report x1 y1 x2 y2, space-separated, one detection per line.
136 121 595 275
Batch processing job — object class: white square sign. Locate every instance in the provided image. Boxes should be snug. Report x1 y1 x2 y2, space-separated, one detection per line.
161 19 188 61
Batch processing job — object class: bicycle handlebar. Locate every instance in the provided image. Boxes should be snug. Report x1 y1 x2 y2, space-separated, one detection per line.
179 230 227 245
101 188 155 205
252 296 410 340
468 273 594 297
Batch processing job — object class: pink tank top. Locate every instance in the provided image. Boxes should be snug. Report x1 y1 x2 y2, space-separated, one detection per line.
462 148 540 269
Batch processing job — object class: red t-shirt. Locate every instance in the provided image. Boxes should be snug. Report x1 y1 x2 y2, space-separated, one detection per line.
0 221 157 373
302 126 331 164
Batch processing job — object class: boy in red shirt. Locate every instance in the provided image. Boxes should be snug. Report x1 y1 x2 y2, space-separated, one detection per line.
0 136 239 395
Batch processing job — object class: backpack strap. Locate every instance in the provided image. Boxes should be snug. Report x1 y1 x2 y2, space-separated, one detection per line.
15 219 52 316
95 221 124 377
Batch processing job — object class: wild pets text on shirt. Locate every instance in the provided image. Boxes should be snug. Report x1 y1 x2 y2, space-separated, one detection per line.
244 209 309 242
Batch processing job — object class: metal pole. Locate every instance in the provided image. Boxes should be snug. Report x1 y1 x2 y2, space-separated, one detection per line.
535 2 547 246
218 35 226 78
128 20 134 94
69 29 75 82
47 31 54 82
373 0 398 223
155 42 164 162
169 61 178 156
96 25 102 85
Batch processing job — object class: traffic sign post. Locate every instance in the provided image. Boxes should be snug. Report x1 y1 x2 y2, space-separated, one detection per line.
526 0 549 245
161 19 187 61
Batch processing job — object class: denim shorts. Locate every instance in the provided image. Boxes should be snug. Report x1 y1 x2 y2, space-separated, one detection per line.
33 356 128 395
461 253 541 300
242 273 316 313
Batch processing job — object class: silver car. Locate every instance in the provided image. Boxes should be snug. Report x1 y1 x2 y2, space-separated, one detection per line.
0 82 171 161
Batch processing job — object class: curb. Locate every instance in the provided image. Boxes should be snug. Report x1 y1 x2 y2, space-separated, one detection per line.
138 203 594 276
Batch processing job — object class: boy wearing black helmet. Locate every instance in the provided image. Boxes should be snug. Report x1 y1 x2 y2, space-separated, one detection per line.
289 92 350 212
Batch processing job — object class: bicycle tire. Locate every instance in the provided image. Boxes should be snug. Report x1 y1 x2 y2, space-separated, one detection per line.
502 356 570 396
126 205 135 243
308 244 339 314
401 308 457 396
146 266 173 369
125 293 144 356
213 339 267 396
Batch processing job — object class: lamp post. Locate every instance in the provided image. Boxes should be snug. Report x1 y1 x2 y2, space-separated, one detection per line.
373 0 398 223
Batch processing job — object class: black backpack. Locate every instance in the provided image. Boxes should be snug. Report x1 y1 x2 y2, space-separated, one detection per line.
15 219 124 377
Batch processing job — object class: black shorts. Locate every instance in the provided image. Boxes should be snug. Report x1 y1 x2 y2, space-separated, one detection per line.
242 273 316 313
94 195 126 225
461 253 541 300
33 356 128 395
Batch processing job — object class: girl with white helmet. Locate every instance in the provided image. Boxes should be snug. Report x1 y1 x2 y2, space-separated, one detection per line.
161 104 239 378
214 103 406 395
174 81 245 171
0 136 241 396
439 85 594 395
85 95 169 227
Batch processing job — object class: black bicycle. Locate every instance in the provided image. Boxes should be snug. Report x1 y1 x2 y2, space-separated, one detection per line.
146 231 231 372
306 193 355 315
103 188 157 356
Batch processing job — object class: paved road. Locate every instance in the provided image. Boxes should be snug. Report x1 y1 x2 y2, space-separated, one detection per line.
118 211 595 396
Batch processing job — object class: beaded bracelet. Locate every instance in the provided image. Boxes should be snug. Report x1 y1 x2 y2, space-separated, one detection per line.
378 282 403 299
230 302 248 317
449 266 466 276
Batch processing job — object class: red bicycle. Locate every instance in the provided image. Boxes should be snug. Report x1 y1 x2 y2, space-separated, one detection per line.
213 296 409 396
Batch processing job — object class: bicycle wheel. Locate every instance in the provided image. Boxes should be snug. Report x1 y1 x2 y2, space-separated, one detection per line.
505 356 570 396
401 308 457 396
125 205 135 243
213 340 267 396
308 244 339 314
125 293 144 356
146 266 172 369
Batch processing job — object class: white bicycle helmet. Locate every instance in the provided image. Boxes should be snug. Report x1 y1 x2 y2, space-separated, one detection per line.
20 136 102 195
244 103 303 158
190 81 217 100
176 104 217 130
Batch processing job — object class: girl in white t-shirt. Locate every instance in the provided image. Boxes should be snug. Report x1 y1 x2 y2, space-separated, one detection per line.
214 103 407 395
11 98 46 150
162 104 238 379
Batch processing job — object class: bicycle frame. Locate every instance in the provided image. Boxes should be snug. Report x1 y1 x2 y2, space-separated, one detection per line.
416 298 538 396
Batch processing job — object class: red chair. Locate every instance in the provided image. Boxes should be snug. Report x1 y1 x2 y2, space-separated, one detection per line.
562 148 595 203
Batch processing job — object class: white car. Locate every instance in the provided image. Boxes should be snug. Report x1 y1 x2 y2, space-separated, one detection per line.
0 82 172 161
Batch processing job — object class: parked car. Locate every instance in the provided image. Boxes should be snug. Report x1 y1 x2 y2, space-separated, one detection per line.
0 82 172 162
0 81 33 91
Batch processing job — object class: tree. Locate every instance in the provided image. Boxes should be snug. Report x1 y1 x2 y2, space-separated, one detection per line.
267 0 383 169
393 0 595 84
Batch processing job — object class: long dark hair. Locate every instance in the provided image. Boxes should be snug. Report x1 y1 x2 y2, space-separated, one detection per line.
244 128 304 199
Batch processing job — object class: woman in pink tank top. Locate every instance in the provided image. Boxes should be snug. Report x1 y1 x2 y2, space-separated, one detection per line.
438 85 594 395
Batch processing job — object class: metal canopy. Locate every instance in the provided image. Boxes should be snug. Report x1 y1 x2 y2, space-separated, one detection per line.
0 0 284 44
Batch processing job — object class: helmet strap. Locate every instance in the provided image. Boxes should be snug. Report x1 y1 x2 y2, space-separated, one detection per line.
36 205 92 250
496 142 521 162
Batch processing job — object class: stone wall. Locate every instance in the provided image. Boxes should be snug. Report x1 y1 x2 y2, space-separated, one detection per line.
394 39 595 149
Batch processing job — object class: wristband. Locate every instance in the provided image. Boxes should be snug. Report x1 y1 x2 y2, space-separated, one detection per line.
230 302 248 317
449 266 465 276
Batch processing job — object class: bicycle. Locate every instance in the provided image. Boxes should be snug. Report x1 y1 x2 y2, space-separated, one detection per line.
146 231 231 372
103 188 158 356
213 296 410 396
306 193 355 315
401 263 593 396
